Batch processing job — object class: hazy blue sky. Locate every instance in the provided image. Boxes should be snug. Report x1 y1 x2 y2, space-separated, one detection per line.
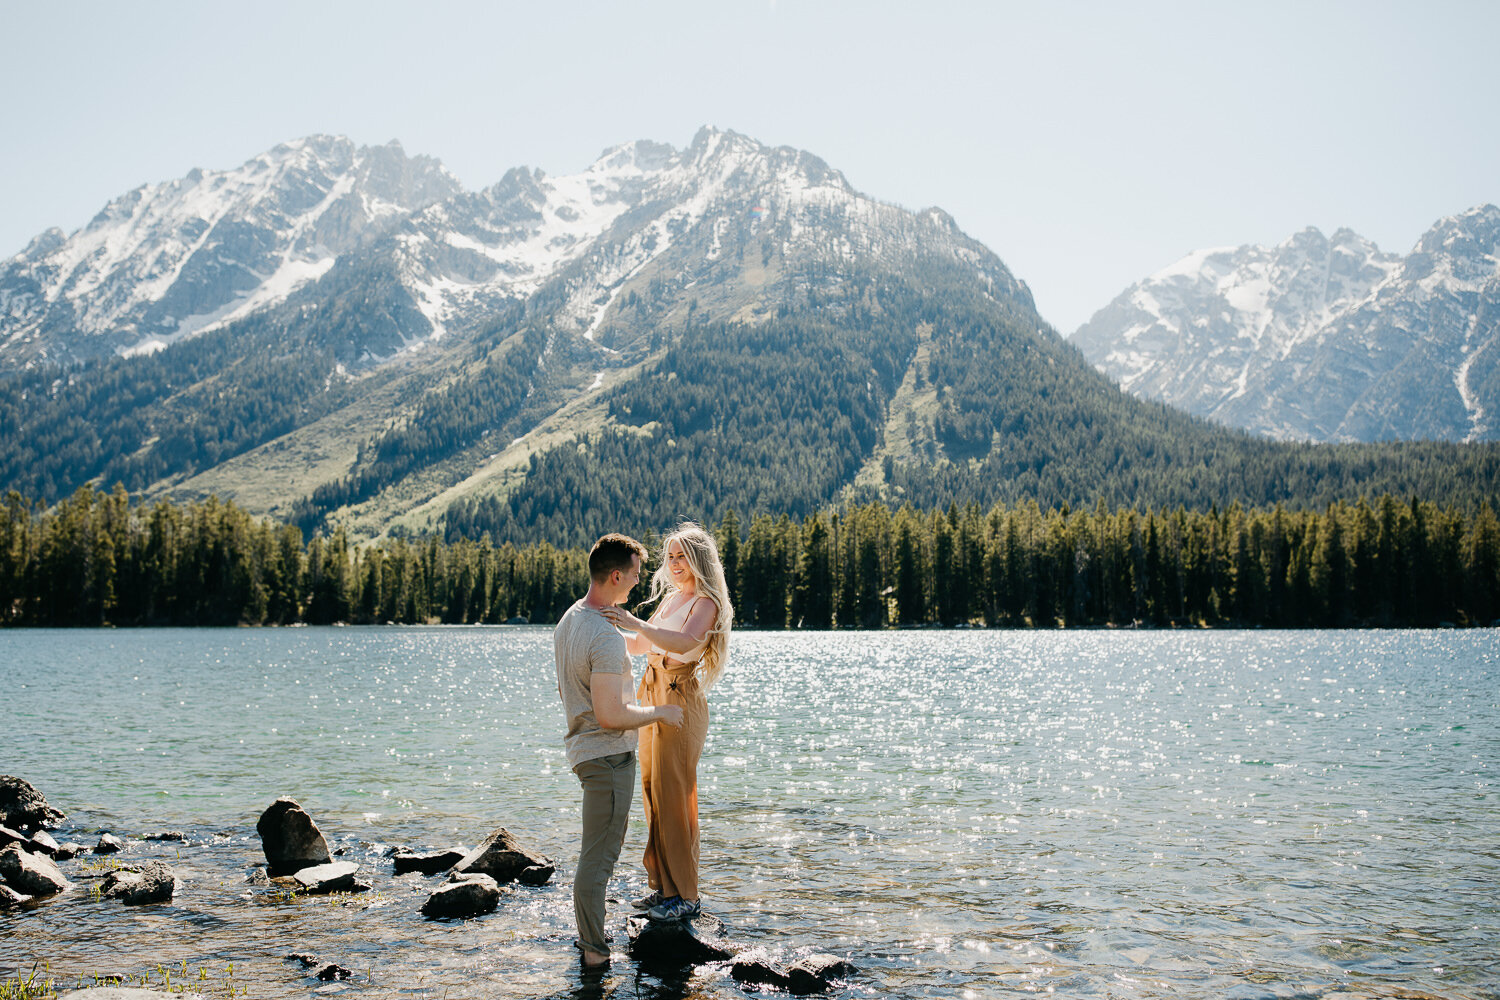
4 0 1495 332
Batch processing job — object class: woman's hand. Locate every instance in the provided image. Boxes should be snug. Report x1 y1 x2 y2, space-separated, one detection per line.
601 605 648 633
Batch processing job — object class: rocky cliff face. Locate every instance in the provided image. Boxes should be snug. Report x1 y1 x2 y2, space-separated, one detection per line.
1072 205 1500 442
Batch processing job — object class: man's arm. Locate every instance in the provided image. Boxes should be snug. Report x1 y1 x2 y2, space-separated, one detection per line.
592 670 684 730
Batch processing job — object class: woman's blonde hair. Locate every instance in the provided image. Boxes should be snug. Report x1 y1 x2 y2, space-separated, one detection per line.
645 522 734 690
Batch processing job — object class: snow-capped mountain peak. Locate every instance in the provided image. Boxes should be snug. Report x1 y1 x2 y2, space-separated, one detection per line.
0 136 461 365
1073 205 1500 442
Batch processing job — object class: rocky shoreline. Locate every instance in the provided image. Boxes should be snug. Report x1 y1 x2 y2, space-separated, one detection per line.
1 775 856 996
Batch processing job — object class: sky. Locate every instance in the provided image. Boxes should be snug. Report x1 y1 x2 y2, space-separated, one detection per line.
3 0 1496 334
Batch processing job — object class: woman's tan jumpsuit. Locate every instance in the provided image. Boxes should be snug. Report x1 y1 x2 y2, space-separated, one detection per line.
636 602 710 900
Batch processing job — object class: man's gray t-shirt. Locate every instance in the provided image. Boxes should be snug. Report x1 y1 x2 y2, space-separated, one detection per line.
554 599 638 769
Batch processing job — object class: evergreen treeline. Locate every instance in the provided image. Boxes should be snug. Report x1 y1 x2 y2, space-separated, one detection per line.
5 487 1497 629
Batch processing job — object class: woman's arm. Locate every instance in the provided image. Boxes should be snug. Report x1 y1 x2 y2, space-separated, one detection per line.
602 599 715 656
621 625 653 655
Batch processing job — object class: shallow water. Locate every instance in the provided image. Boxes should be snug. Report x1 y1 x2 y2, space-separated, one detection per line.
2 627 1496 999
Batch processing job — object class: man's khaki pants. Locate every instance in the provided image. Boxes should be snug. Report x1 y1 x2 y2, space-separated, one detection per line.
572 750 635 956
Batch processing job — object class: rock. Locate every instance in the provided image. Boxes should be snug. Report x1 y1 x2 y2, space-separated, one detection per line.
286 953 321 968
786 954 857 994
316 964 352 981
54 842 85 861
145 831 186 842
29 830 60 856
730 950 793 989
0 884 31 906
626 912 735 967
421 873 501 918
0 824 26 848
0 843 70 896
242 867 272 886
95 833 125 854
292 861 359 893
392 848 465 876
0 776 66 830
100 862 176 905
255 798 331 876
451 827 553 885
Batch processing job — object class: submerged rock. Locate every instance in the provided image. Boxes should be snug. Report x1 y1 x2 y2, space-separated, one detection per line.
626 912 735 967
787 954 857 994
730 950 789 988
451 827 553 885
392 848 465 876
100 861 177 905
255 798 331 876
729 948 856 994
0 843 70 896
292 861 360 894
145 831 186 842
0 775 66 831
95 833 125 855
282 951 354 980
421 872 501 918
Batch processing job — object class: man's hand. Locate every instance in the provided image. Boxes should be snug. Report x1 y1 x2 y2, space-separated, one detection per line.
655 704 685 728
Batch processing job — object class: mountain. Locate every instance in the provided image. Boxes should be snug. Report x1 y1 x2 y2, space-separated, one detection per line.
2 131 1497 545
0 136 462 368
1071 206 1500 443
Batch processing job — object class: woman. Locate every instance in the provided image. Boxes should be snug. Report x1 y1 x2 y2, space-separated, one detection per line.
601 522 733 922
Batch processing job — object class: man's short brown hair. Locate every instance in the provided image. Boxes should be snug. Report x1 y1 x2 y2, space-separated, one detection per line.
589 533 647 581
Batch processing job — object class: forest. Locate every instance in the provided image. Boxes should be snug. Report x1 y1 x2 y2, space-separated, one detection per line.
5 486 1496 630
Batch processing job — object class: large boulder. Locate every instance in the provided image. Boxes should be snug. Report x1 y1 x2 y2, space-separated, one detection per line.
255 799 331 876
451 827 553 885
626 912 735 967
100 862 177 906
0 843 70 896
0 776 65 831
421 872 501 918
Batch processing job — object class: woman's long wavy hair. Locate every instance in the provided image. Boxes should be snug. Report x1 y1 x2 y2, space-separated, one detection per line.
644 522 734 690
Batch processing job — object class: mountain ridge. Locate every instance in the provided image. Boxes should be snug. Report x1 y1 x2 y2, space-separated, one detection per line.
1071 205 1500 443
2 131 1497 546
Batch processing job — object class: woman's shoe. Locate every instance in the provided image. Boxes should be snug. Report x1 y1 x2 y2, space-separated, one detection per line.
631 889 665 911
646 895 701 922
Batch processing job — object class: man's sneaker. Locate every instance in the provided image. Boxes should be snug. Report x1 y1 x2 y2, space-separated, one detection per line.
631 889 664 911
646 895 701 922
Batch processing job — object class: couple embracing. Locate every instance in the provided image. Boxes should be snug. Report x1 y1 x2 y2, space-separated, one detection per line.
552 523 734 967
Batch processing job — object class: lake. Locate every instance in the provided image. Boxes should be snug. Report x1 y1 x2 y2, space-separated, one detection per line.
2 627 1496 999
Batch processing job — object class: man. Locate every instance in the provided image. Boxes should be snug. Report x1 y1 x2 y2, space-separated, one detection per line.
554 533 684 966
